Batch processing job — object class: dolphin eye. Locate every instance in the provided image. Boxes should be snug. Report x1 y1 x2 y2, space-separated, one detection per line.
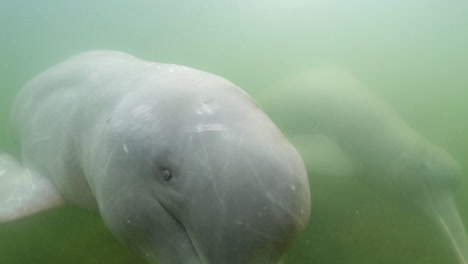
161 169 172 181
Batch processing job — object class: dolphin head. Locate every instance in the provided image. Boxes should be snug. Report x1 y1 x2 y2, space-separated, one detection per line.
90 68 311 264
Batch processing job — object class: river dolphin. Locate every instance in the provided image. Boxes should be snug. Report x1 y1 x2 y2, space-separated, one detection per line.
262 68 466 263
0 50 311 264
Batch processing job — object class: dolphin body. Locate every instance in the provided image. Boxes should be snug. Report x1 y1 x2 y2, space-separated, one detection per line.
262 68 466 263
0 50 311 264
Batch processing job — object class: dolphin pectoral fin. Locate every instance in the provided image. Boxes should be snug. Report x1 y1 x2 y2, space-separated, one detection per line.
429 194 468 264
288 134 354 177
0 152 65 223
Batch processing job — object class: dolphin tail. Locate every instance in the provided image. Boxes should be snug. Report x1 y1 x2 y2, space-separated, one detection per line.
430 194 468 264
0 152 65 223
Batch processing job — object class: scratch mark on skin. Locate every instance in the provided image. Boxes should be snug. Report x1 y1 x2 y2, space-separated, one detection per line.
196 99 218 115
6 177 33 209
6 191 28 205
247 158 301 226
266 143 281 164
23 169 34 190
275 200 302 227
104 145 117 175
196 124 226 133
198 133 224 207
132 105 153 122
245 159 296 235
247 159 266 193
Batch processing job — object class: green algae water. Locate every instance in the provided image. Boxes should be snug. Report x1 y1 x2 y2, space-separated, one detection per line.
0 0 467 263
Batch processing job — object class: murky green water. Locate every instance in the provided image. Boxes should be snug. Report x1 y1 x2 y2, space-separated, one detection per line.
1 0 467 263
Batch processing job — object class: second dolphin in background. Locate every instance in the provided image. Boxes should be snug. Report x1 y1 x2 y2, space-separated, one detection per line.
262 68 466 263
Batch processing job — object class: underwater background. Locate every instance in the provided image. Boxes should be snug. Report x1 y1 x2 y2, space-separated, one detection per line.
0 0 467 263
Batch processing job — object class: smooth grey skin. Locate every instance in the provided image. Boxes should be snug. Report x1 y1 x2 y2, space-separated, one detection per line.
262 68 466 263
0 50 311 264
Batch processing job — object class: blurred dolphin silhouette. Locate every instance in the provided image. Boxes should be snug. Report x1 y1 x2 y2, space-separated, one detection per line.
0 50 311 264
263 68 467 263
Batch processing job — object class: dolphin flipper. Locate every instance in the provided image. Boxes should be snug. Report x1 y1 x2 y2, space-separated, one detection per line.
0 152 65 223
288 134 354 177
428 194 468 264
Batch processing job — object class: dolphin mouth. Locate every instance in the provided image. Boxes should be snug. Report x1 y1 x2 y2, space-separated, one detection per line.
159 203 204 263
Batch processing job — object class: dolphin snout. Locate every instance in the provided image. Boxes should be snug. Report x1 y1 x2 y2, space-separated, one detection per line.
174 141 310 264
